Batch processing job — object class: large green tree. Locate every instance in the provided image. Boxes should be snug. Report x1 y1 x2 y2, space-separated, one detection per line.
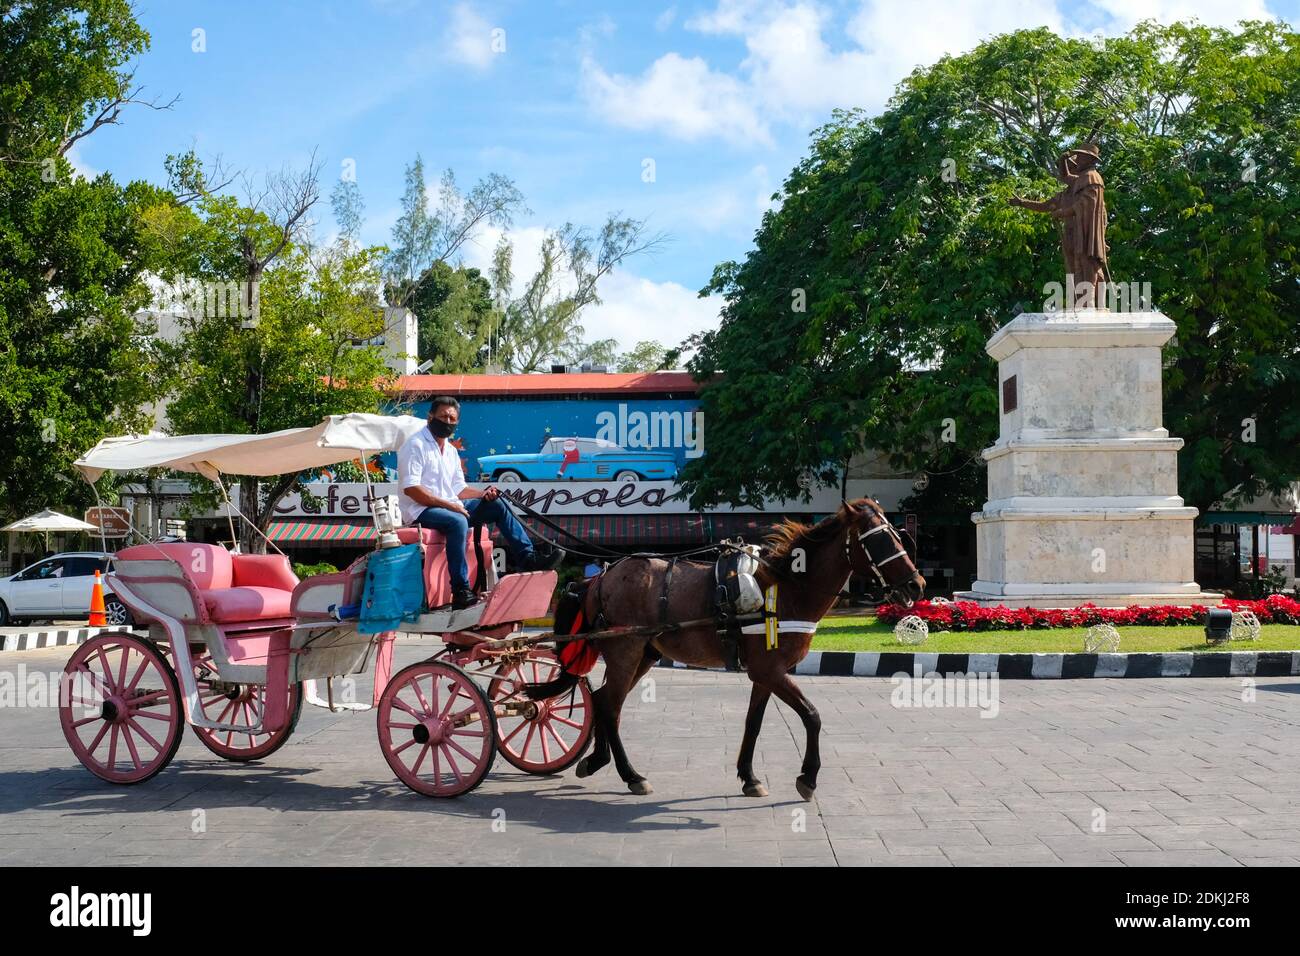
407 260 497 372
685 20 1300 516
0 0 176 521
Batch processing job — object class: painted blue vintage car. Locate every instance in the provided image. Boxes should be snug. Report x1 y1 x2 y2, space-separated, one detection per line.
476 437 678 482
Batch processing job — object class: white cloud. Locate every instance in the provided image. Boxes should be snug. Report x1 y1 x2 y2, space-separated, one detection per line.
583 0 1062 144
1090 0 1273 29
446 3 498 70
580 0 1285 145
581 270 722 355
582 52 771 145
842 0 1063 92
64 143 98 180
655 6 678 31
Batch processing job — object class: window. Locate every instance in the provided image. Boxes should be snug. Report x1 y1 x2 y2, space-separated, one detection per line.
19 558 66 581
64 557 109 577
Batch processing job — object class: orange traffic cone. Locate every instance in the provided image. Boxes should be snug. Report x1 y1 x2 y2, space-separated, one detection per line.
89 570 107 627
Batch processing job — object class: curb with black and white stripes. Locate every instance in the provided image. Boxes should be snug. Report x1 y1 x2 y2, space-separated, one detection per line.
660 649 1300 679
0 627 143 653
7 625 1295 679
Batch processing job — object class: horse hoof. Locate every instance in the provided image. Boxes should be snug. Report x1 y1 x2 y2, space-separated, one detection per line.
628 779 654 796
575 757 598 779
795 777 816 802
742 782 769 798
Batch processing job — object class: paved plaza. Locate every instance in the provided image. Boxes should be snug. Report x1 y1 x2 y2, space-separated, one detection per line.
4 642 1300 866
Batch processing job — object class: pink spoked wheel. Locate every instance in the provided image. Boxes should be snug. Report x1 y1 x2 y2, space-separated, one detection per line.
191 650 303 762
59 633 184 784
377 660 497 797
488 650 593 775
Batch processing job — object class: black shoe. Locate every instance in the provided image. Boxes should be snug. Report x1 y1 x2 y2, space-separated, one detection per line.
451 588 478 610
522 547 566 572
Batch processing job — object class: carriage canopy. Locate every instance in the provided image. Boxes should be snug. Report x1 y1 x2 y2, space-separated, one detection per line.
73 413 428 482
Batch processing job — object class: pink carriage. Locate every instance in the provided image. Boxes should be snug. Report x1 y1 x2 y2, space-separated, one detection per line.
59 414 594 797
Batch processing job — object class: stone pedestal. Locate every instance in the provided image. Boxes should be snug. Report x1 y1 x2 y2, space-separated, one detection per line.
954 310 1219 608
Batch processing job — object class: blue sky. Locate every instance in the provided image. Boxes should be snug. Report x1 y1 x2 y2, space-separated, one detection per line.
78 0 1297 354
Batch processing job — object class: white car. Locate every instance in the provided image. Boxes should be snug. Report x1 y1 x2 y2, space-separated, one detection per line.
0 552 133 627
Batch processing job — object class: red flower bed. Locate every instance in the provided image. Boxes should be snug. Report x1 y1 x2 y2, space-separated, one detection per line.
876 594 1300 631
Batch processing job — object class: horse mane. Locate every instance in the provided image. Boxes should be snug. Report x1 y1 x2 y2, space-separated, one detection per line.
763 498 878 566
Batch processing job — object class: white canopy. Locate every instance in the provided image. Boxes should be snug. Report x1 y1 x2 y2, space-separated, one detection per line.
73 413 428 482
1 508 99 533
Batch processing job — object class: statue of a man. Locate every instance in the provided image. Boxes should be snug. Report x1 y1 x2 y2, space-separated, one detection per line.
1010 142 1110 309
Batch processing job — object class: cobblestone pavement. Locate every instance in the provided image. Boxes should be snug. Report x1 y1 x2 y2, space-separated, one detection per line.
3 643 1300 866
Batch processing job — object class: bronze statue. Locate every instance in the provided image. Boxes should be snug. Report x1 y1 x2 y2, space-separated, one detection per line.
1010 142 1110 308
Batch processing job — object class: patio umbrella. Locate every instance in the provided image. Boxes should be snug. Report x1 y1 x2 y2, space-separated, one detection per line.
2 509 99 556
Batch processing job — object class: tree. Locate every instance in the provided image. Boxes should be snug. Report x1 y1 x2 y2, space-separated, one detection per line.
0 0 174 164
151 153 393 551
617 340 668 372
383 156 525 307
0 0 177 521
330 175 364 245
161 234 393 552
684 21 1300 514
495 216 665 372
407 260 498 372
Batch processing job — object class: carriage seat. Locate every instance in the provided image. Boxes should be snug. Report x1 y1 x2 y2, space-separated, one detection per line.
115 543 299 624
392 525 492 608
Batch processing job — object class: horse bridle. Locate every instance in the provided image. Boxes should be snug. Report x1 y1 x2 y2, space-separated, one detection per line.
844 511 914 588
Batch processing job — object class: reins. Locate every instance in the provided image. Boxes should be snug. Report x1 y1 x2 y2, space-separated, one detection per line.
501 495 759 564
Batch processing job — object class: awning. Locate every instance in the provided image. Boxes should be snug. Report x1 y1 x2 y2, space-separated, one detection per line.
1198 512 1297 527
267 519 376 544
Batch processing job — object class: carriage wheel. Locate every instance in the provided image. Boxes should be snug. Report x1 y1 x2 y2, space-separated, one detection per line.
60 633 184 784
488 650 593 775
377 660 496 797
190 650 303 762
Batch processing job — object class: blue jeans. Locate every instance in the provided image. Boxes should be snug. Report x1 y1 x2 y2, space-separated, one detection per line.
413 497 534 590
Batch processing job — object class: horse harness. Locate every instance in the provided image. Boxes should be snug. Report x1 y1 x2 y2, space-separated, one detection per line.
575 522 910 674
845 519 912 588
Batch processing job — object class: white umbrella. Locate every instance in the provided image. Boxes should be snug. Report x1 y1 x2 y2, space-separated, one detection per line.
2 509 101 558
1 509 98 533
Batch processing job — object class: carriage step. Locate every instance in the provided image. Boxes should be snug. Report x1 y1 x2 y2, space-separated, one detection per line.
478 571 557 627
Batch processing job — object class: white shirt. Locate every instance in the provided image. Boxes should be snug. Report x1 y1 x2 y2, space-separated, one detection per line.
397 427 467 525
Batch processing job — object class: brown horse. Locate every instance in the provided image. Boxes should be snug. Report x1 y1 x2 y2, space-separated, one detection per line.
530 497 924 800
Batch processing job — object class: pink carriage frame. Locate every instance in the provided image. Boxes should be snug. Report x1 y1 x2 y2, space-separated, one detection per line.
66 416 583 795
106 524 557 729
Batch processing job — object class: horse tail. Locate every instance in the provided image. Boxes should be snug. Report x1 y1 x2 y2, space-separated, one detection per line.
523 581 598 701
523 668 582 701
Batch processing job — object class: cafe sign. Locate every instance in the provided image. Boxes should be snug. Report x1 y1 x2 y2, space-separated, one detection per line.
272 480 869 518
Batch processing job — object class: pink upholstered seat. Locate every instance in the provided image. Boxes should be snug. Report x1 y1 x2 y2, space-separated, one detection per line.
203 586 294 623
393 525 493 608
115 542 298 624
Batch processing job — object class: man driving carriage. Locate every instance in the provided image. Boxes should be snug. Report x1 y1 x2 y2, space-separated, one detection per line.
398 396 563 609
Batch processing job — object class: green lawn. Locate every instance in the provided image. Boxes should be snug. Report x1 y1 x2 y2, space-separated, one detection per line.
810 617 1300 654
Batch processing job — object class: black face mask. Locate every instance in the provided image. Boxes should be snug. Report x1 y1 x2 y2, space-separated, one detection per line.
428 418 455 439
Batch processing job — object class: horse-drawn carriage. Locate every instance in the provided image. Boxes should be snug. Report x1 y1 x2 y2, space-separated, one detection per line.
59 413 925 801
59 414 593 797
